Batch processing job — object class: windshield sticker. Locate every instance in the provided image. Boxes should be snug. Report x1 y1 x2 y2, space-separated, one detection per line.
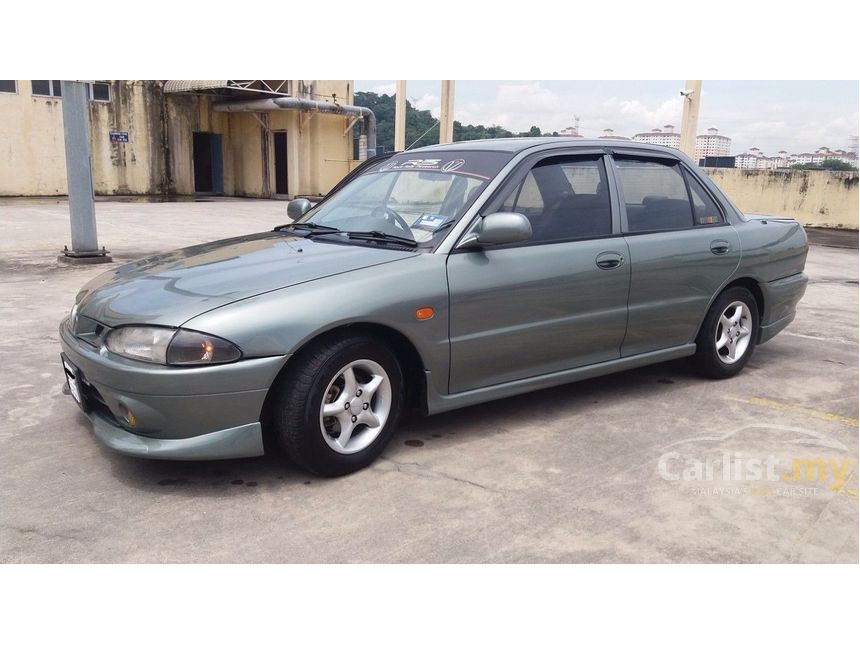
381 159 443 171
378 157 489 179
413 214 448 231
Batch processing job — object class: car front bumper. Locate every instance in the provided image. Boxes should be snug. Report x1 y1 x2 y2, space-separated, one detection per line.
59 318 290 460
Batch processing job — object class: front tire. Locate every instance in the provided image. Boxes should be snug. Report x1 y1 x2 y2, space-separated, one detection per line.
693 287 759 379
271 334 404 477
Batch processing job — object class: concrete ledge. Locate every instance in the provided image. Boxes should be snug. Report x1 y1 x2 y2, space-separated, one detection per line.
804 227 859 249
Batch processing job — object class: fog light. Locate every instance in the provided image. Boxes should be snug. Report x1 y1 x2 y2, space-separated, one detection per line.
119 405 137 427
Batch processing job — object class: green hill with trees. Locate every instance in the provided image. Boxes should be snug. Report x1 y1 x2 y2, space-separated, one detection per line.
354 91 557 152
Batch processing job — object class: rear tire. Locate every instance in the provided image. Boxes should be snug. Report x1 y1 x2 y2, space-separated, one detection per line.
693 286 759 379
270 333 404 477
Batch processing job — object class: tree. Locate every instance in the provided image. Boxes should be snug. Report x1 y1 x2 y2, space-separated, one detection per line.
353 92 560 151
354 91 437 151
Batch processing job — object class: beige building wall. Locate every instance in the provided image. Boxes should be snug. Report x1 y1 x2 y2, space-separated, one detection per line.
705 168 859 229
0 81 167 196
1 80 356 198
0 84 67 195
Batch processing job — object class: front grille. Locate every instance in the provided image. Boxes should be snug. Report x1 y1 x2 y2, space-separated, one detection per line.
73 315 110 348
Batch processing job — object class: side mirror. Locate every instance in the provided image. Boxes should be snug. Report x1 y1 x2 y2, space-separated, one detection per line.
287 198 312 221
458 212 532 249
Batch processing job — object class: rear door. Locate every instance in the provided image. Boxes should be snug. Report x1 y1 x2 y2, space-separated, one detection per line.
610 153 740 356
446 151 631 393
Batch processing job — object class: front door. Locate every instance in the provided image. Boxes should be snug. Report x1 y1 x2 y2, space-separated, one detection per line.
447 153 630 393
192 132 223 194
273 131 288 195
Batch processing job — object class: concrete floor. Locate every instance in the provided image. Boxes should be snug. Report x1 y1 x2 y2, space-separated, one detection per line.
0 199 857 563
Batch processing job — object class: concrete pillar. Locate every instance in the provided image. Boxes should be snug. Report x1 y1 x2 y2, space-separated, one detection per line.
59 80 110 264
394 80 406 152
439 80 455 144
679 80 702 160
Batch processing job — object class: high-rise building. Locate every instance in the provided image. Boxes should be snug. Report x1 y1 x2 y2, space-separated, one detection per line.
695 128 731 161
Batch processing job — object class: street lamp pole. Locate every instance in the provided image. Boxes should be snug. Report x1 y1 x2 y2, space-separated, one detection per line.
59 80 110 265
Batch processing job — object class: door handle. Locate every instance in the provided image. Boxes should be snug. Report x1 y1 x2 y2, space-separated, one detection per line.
710 240 730 255
596 252 625 270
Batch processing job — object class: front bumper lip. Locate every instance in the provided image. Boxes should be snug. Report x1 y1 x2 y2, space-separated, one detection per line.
90 411 264 460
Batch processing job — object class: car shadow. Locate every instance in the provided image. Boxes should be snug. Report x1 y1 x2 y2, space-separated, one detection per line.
105 356 707 495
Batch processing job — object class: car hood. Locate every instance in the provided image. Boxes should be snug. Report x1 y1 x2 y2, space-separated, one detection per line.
74 231 415 328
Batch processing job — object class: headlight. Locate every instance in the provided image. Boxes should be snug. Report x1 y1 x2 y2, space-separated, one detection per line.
166 329 242 366
105 326 242 366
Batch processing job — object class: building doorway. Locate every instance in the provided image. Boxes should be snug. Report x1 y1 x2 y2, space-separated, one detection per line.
273 131 288 195
192 132 224 194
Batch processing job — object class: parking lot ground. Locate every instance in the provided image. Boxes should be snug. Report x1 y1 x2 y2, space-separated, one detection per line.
1 199 857 563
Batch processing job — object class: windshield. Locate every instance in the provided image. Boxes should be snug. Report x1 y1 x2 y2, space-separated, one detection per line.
298 151 513 246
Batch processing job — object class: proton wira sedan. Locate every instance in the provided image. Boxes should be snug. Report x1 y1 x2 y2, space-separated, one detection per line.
60 139 809 476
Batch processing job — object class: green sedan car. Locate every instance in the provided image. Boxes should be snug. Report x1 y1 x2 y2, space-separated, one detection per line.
60 138 808 476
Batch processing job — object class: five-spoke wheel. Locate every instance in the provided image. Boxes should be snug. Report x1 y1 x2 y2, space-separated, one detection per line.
715 300 753 364
694 286 759 379
269 333 404 477
320 359 392 454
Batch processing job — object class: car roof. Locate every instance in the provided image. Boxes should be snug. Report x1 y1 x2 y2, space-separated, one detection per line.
416 137 689 159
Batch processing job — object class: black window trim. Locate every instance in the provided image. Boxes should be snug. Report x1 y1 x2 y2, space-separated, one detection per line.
452 147 620 252
609 151 730 236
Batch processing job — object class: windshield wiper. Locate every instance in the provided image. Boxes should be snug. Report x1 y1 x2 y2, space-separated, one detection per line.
276 222 342 236
345 230 418 247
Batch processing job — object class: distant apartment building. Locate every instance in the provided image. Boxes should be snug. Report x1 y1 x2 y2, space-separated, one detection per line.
735 147 778 170
559 125 582 137
732 145 860 170
695 128 731 161
597 128 630 141
786 146 858 167
632 124 680 148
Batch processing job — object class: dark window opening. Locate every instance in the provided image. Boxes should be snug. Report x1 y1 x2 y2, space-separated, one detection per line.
0 80 16 93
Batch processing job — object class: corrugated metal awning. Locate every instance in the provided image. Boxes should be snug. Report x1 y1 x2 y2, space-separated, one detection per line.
163 80 229 93
163 80 292 97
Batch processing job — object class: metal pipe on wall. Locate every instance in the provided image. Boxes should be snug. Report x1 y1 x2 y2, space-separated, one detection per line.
213 97 377 158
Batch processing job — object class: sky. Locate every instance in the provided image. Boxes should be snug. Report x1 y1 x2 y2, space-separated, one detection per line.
355 80 859 155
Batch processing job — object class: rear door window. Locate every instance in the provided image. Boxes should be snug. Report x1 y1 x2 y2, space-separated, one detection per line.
615 158 694 232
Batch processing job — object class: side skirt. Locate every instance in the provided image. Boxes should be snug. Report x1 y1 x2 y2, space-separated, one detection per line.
427 344 697 415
